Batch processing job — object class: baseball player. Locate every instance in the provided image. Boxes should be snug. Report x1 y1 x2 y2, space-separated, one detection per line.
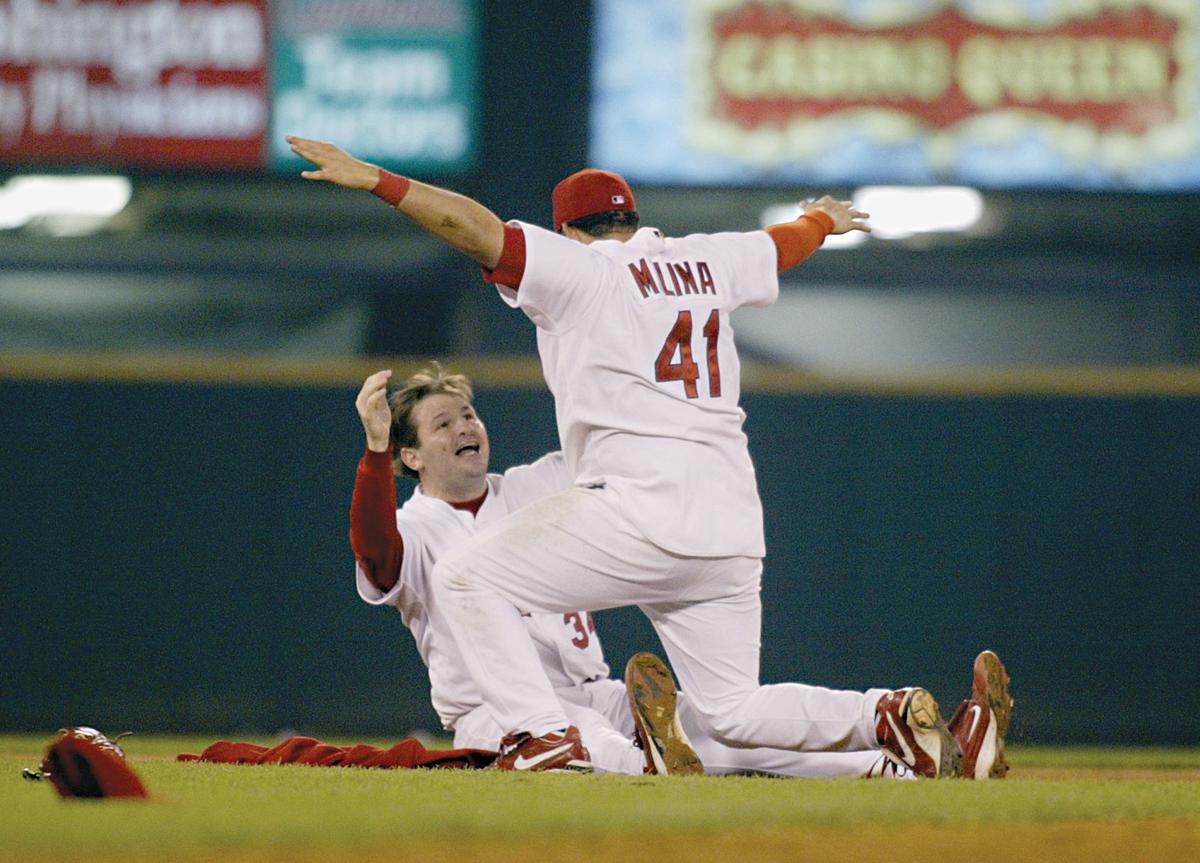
293 135 1012 779
351 362 909 777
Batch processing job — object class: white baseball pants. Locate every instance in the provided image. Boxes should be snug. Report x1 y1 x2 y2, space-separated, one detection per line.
563 678 893 777
434 485 886 756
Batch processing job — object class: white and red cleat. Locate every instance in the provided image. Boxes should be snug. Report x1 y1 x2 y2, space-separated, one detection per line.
862 754 914 779
948 650 1013 779
489 725 593 773
876 687 962 778
624 652 704 776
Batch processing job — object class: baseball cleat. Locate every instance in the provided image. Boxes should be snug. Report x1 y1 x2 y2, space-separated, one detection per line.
624 652 704 776
875 687 962 778
488 725 592 773
948 649 1013 779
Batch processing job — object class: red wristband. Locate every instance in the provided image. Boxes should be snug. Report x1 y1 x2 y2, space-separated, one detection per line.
372 170 411 206
803 209 835 235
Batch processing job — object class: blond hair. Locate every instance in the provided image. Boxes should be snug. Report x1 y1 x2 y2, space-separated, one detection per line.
388 363 475 478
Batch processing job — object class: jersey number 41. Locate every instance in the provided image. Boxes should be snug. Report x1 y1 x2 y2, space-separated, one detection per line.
654 309 722 399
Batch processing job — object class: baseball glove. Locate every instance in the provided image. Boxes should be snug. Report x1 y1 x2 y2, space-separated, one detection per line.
36 727 149 799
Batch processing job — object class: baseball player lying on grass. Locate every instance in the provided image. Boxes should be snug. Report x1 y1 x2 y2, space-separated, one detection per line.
351 363 904 777
297 135 1012 780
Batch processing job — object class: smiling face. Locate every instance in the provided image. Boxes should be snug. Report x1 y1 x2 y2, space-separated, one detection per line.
400 392 490 502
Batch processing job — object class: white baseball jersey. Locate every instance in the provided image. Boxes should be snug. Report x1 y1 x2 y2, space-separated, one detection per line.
496 224 779 557
355 452 610 730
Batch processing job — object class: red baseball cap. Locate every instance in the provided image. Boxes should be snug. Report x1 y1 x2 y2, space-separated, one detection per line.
552 168 637 232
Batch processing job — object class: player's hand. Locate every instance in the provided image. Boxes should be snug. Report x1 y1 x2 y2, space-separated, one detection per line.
287 136 381 191
356 370 393 453
803 195 871 235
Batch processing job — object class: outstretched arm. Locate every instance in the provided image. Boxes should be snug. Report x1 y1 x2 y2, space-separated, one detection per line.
766 195 871 272
287 136 506 269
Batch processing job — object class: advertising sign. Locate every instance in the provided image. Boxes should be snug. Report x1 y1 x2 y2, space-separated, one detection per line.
0 0 269 169
269 0 478 175
592 0 1200 189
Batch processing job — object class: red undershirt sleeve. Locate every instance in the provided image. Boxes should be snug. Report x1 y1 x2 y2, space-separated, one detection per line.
766 210 834 273
349 447 404 594
480 222 527 289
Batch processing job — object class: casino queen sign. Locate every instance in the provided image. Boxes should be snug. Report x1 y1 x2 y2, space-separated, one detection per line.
593 0 1199 189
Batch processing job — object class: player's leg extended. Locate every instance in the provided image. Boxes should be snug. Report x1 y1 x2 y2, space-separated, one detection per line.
673 691 892 777
642 563 886 754
565 669 898 778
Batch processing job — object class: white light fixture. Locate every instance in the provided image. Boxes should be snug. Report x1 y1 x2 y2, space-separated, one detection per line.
761 185 984 247
854 185 984 240
0 175 133 234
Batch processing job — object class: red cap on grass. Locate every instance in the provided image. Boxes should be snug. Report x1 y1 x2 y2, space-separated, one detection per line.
40 727 149 799
552 169 636 231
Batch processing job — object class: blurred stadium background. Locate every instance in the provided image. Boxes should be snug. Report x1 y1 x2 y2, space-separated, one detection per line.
2 0 1197 746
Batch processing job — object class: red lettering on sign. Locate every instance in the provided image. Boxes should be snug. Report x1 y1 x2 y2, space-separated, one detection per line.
708 3 1182 134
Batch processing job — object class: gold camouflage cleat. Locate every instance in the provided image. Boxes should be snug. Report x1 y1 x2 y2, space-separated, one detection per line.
624 652 705 776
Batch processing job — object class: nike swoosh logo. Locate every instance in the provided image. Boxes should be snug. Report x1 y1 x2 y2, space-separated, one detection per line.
885 712 916 766
512 742 573 770
966 704 983 742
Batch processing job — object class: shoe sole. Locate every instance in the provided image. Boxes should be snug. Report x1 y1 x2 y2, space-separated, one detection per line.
975 650 1012 778
625 653 704 776
488 762 593 773
906 688 963 778
544 761 593 773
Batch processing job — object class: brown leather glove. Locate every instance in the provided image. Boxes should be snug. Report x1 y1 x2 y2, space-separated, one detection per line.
39 727 148 799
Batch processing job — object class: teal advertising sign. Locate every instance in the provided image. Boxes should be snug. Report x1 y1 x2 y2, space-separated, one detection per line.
269 0 478 174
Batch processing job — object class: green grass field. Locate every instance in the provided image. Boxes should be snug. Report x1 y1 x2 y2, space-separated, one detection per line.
2 735 1197 862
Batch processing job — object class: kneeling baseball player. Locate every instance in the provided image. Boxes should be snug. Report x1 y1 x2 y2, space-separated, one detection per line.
350 364 1010 778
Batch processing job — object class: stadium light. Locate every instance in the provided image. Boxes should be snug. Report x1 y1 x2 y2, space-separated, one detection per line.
761 185 984 247
0 175 133 235
854 186 984 239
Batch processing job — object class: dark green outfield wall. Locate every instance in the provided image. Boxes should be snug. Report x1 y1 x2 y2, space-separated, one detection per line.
2 378 1197 743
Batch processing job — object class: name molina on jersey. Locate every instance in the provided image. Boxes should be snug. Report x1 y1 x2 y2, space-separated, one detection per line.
627 258 717 300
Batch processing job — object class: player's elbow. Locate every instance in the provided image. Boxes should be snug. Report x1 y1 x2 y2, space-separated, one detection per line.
462 217 506 269
431 207 505 269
